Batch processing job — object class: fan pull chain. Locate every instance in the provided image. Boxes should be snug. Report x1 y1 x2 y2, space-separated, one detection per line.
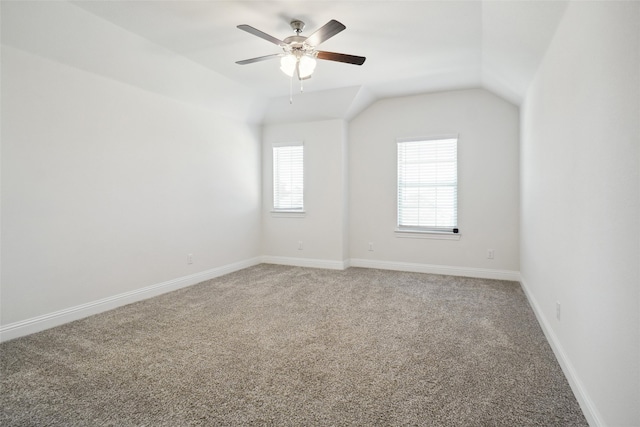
289 73 293 104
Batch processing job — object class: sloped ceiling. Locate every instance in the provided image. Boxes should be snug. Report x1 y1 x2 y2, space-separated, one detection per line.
2 0 569 123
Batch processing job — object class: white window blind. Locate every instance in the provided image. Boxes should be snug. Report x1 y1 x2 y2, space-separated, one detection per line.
273 143 304 211
397 137 458 232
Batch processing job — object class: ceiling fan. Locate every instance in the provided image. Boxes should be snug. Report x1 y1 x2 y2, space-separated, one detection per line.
236 19 366 81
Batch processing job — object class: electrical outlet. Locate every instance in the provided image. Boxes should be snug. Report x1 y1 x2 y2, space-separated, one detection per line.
556 301 561 320
487 249 494 259
368 242 374 251
298 241 303 250
187 253 193 264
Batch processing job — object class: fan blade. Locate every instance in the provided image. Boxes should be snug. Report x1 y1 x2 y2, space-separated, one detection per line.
236 53 284 65
237 24 286 46
304 20 346 47
316 51 366 65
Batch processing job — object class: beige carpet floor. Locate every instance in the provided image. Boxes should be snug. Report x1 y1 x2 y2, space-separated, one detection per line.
1 264 587 426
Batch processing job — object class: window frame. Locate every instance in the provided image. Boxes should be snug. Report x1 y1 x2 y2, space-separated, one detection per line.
271 141 305 216
395 135 460 239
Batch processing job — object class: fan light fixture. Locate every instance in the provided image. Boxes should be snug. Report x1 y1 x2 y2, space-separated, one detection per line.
280 54 317 79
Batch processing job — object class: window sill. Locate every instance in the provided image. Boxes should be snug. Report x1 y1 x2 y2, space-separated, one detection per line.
271 211 306 218
394 229 461 240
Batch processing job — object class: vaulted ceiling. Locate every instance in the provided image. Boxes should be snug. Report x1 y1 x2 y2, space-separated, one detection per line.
2 1 570 123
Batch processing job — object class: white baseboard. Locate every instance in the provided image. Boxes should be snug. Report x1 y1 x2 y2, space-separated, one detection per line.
519 275 602 427
0 257 262 343
349 258 520 281
260 255 349 270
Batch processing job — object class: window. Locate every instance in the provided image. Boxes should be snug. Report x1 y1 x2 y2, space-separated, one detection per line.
397 137 458 234
273 143 304 212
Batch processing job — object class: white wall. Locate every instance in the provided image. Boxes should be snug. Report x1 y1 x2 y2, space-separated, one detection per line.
349 89 520 277
520 2 639 425
1 46 262 327
262 120 348 267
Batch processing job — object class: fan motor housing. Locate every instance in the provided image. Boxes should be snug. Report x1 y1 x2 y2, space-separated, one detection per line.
283 35 306 45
